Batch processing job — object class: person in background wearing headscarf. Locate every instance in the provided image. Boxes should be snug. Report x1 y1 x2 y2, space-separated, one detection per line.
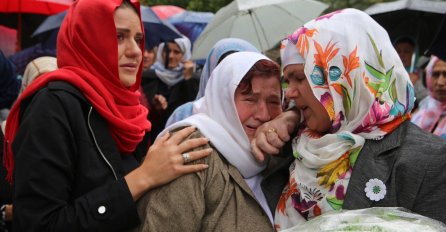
249 9 446 230
134 52 281 232
140 37 199 142
5 0 210 231
393 36 428 110
411 56 446 139
0 56 57 232
165 38 260 127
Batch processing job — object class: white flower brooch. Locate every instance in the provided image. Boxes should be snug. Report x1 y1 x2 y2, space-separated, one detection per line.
364 178 387 201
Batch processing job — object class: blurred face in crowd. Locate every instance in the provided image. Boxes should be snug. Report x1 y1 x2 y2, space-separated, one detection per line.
431 59 446 102
162 42 184 69
235 75 282 141
395 41 414 69
115 5 143 87
283 64 331 133
143 48 156 69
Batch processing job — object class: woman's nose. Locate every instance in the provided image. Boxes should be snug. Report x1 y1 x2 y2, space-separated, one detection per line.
126 40 141 57
285 85 299 100
254 101 271 122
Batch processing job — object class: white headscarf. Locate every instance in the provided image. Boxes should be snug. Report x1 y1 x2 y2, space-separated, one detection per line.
161 51 271 178
151 37 192 87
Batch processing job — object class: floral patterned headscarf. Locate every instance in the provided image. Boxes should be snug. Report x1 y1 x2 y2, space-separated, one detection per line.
274 9 414 230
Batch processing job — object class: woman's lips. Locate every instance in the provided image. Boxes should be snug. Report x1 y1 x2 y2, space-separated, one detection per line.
120 64 137 72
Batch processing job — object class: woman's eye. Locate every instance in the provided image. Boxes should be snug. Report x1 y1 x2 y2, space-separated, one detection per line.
117 33 124 41
135 37 143 44
245 97 257 102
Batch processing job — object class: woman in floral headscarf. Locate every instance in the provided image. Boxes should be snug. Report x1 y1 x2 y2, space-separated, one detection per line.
411 56 446 139
250 8 446 230
165 38 260 127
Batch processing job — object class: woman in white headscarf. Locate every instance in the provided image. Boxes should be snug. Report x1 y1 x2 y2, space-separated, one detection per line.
140 37 199 142
134 52 282 232
250 9 446 230
165 38 260 127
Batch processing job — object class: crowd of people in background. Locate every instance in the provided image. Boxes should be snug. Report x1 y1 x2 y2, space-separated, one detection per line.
0 0 446 231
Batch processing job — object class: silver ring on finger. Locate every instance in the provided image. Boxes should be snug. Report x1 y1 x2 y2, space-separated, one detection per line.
182 152 191 163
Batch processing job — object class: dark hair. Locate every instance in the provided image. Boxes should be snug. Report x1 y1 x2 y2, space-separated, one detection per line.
393 36 416 47
217 50 237 65
238 59 281 94
120 0 137 13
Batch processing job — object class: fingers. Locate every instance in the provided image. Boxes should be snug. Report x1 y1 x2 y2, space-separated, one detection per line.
154 94 168 109
182 148 212 164
266 130 285 148
178 137 209 153
251 138 266 162
166 126 197 144
256 132 280 155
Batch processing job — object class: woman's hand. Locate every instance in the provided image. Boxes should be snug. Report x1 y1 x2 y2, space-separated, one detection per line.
182 60 195 80
125 126 211 200
152 94 168 111
251 109 301 162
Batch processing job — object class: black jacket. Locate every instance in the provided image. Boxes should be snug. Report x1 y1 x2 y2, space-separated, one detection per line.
12 82 148 231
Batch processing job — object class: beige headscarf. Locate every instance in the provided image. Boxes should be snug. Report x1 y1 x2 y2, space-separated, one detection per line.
20 56 58 94
2 57 58 134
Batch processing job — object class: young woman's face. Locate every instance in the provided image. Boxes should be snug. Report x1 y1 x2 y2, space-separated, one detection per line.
283 64 331 133
114 6 143 87
431 59 446 102
395 42 414 69
234 75 282 142
143 48 156 69
162 42 184 69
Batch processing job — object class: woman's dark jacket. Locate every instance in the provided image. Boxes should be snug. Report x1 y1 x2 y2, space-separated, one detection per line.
262 121 446 223
12 81 148 231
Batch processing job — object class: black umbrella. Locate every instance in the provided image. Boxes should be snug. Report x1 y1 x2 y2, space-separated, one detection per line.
365 0 446 55
427 13 446 61
32 6 182 50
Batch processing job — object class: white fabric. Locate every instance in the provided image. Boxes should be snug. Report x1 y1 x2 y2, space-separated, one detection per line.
280 39 304 69
152 37 192 87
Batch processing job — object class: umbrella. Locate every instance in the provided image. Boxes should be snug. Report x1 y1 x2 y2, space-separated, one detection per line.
0 0 71 15
365 0 446 55
427 13 446 61
167 11 214 46
0 0 72 50
191 0 328 60
0 25 17 57
31 6 182 50
151 5 185 20
140 6 182 49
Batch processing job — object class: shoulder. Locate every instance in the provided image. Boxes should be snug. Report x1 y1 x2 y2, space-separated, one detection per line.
27 81 88 107
390 122 446 171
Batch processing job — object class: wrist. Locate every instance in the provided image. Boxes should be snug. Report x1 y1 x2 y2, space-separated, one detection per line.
124 168 154 201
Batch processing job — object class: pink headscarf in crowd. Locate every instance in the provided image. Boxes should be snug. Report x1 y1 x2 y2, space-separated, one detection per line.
411 56 446 138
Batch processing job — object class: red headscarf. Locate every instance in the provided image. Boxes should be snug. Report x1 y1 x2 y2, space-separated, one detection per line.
4 0 151 181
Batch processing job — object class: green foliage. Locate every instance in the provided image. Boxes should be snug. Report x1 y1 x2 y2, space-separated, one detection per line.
318 0 396 12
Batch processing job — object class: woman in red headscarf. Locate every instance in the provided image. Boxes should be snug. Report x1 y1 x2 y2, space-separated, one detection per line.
4 0 211 230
